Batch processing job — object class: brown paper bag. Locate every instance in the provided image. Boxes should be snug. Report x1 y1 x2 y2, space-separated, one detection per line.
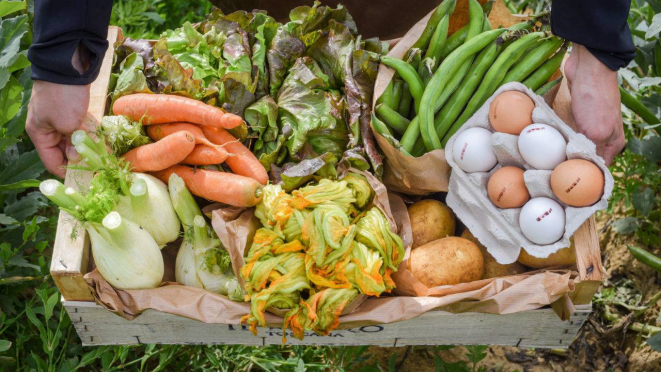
372 0 539 195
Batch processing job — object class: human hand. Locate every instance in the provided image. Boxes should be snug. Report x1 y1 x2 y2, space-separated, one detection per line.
564 44 625 166
26 43 93 178
26 81 91 178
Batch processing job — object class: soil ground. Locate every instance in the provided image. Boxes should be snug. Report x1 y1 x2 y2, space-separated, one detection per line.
360 210 661 371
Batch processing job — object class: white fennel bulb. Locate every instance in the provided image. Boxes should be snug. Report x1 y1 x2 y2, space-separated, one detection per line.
175 240 204 289
87 211 164 290
114 173 180 247
169 174 244 301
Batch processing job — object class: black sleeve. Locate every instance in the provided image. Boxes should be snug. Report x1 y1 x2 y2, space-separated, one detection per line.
27 0 113 85
551 0 635 71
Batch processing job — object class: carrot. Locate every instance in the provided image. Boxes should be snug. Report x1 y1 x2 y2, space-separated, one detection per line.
147 123 208 145
201 127 269 185
147 123 229 161
123 131 195 172
152 165 263 207
113 94 244 129
182 145 228 166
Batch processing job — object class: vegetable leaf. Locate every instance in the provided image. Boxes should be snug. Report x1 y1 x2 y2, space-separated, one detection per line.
267 28 306 97
646 13 661 39
0 150 45 186
632 187 655 216
613 217 639 234
0 14 28 68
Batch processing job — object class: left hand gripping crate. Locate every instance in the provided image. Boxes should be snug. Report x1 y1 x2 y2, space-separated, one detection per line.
52 27 602 347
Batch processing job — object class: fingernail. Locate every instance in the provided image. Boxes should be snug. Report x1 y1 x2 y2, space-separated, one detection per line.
66 144 81 163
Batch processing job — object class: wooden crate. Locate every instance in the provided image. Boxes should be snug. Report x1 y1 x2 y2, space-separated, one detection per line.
51 27 605 347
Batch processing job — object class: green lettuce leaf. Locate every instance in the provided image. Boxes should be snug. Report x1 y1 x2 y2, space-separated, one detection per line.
110 52 152 105
267 28 306 97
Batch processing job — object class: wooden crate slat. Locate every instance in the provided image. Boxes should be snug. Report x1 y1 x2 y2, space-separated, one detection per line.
65 301 590 348
50 26 123 302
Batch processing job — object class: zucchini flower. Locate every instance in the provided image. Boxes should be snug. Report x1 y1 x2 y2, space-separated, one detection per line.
241 228 310 334
343 173 373 208
355 207 405 291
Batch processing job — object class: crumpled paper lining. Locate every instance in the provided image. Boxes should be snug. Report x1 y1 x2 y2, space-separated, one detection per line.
84 167 580 327
443 83 614 264
372 0 523 195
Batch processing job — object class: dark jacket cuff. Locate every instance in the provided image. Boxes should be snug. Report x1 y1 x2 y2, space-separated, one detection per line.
28 32 108 85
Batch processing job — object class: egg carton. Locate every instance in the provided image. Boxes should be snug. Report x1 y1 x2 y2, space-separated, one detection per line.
444 82 614 264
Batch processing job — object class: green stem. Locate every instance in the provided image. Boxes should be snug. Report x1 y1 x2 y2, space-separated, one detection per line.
169 173 203 229
193 215 210 246
619 86 661 134
129 178 148 209
74 143 104 170
40 180 81 216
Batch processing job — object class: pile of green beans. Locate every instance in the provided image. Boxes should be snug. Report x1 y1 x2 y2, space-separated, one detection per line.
372 0 567 157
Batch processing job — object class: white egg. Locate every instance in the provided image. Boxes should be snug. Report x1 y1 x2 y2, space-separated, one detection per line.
452 127 497 173
518 124 566 169
519 197 565 245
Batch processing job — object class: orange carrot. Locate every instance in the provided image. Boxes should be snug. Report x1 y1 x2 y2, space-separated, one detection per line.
152 165 263 207
201 127 269 185
113 94 244 129
182 145 228 166
147 123 208 144
146 123 229 161
123 131 195 172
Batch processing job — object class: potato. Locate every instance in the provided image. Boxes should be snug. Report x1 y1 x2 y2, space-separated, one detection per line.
461 229 526 279
517 238 576 269
409 237 484 287
408 199 455 249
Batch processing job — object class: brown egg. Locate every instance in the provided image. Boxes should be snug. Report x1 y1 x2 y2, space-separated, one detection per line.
487 166 530 208
489 91 535 135
551 159 604 207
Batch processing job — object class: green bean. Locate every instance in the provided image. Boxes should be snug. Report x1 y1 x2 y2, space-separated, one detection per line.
401 116 420 152
620 86 661 129
430 1 487 114
535 76 562 96
418 58 434 86
372 114 412 156
435 40 504 141
629 246 661 273
411 138 426 157
441 32 546 147
376 104 410 135
522 46 567 90
397 82 413 117
381 56 425 113
371 113 393 137
404 48 423 71
412 0 457 50
419 0 486 151
391 79 404 111
377 80 395 110
503 37 564 84
425 14 450 69
439 24 468 60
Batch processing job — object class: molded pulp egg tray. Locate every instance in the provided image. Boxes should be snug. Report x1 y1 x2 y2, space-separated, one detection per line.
445 82 614 264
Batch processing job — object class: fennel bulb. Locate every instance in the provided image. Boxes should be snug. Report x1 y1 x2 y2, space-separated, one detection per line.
40 178 164 290
114 173 180 247
87 212 164 290
169 174 244 301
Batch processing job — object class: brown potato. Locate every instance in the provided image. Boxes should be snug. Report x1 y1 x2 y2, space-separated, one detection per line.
517 238 576 269
461 229 526 279
408 199 455 249
409 237 484 287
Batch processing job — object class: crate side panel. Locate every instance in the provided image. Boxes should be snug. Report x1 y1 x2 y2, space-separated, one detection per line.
65 301 589 348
